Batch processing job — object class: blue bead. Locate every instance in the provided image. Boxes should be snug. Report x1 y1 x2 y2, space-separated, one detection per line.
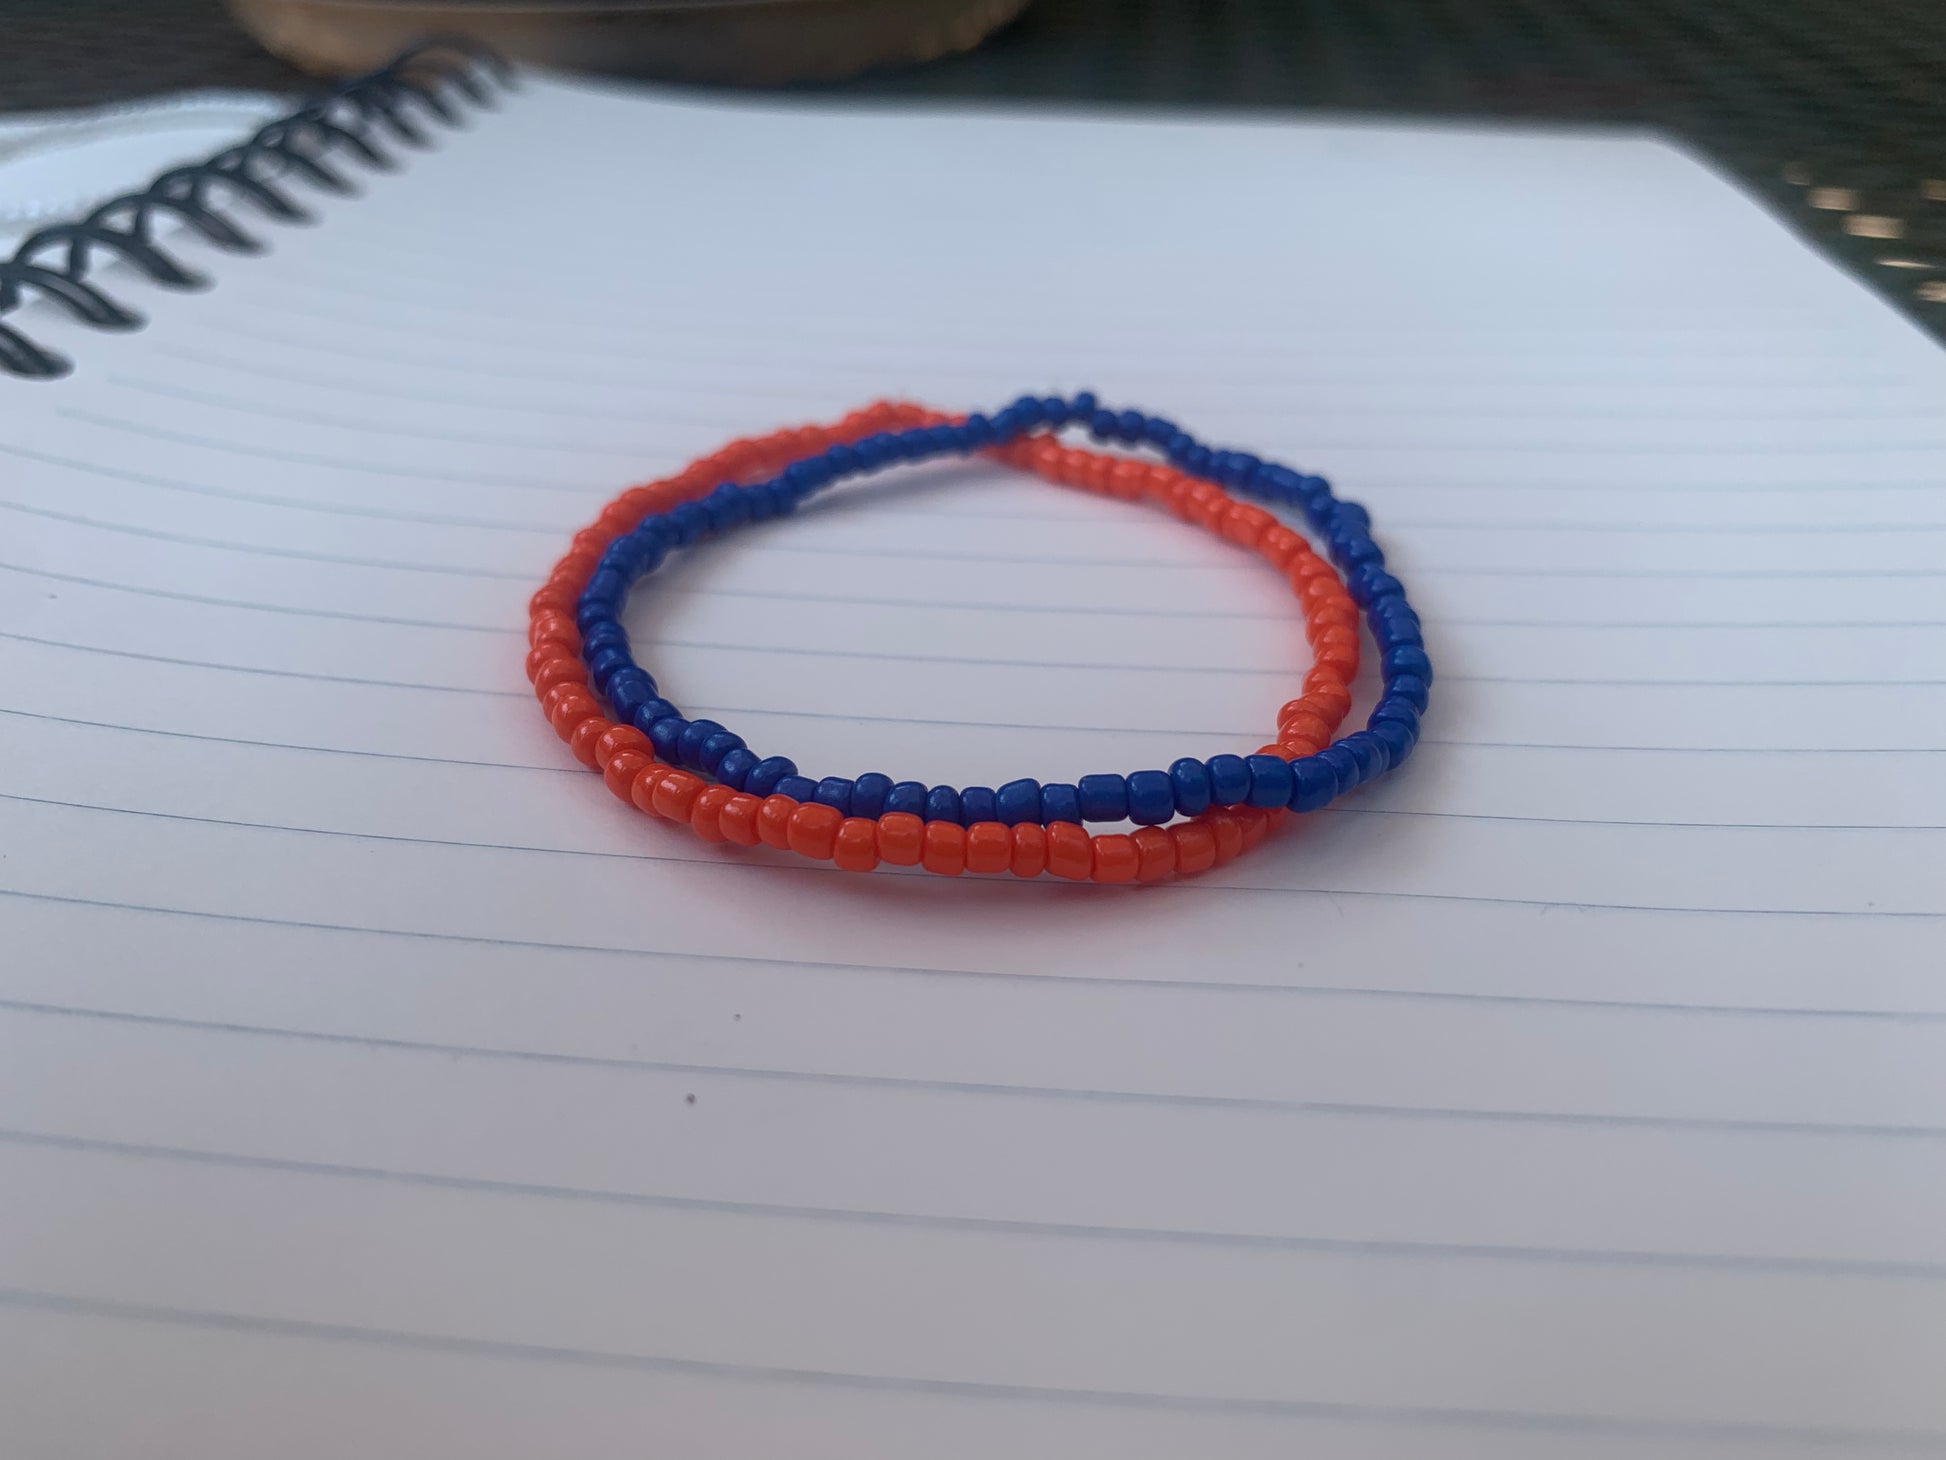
1010 395 1047 427
669 501 711 544
630 696 678 731
699 730 745 776
1368 718 1416 767
776 775 819 803
676 718 723 770
1076 773 1129 822
1125 770 1175 825
574 599 614 633
886 781 928 818
1088 408 1120 440
580 619 628 653
1375 619 1423 651
1168 757 1212 817
925 784 963 825
583 568 624 603
1369 698 1421 735
960 786 998 825
1333 537 1385 570
825 443 862 475
1070 390 1098 417
996 778 1041 825
586 645 630 694
852 773 892 819
1206 754 1251 806
1244 754 1294 809
1142 415 1178 445
1331 502 1372 535
854 434 895 468
1040 783 1081 824
605 668 655 721
1288 756 1336 812
1343 731 1390 781
647 715 687 761
1383 645 1434 685
1348 567 1404 606
716 746 759 791
1039 396 1070 426
630 530 669 572
814 777 854 814
1388 673 1431 713
1115 409 1145 443
1316 743 1361 796
744 755 798 798
704 486 747 530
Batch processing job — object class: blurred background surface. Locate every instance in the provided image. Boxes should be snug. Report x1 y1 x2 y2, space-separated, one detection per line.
3 0 1941 337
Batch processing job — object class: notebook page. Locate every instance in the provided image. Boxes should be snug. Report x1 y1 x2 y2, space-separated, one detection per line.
0 71 1942 1459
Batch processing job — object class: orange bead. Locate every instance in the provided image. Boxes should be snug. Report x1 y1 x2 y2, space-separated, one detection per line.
1222 502 1273 547
604 748 655 802
1278 707 1335 745
787 802 844 861
1237 807 1272 852
594 724 652 770
1090 833 1140 884
548 690 600 740
1280 731 1329 758
649 768 706 823
628 763 665 816
1009 822 1048 878
833 817 880 872
1314 642 1359 680
1046 822 1093 880
531 656 585 695
965 821 1012 875
1109 459 1148 501
1302 673 1353 724
1256 741 1297 761
1257 524 1306 568
525 640 575 682
922 820 967 876
528 611 579 648
719 793 764 847
1310 599 1360 632
1206 810 1245 866
567 713 609 768
876 812 925 867
757 795 797 851
1130 826 1176 881
689 783 739 843
1171 821 1218 876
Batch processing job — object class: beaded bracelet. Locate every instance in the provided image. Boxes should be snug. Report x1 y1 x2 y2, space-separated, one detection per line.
530 407 1304 879
529 397 1432 879
528 397 1429 881
561 393 1428 824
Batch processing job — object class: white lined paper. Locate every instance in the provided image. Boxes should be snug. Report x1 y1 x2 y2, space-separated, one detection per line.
2 69 1943 1457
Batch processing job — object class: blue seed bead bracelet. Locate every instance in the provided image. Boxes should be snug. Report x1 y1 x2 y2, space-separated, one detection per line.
573 392 1430 825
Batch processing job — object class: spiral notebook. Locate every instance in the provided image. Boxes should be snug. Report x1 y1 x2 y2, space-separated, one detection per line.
2 45 1943 1459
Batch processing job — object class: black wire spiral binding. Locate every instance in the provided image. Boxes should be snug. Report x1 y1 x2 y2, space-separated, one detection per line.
0 38 513 380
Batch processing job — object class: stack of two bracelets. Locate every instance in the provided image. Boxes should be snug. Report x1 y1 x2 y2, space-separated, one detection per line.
527 392 1431 884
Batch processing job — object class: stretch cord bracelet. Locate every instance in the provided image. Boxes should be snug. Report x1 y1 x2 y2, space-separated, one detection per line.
529 397 1431 881
566 392 1430 824
564 424 1365 827
528 405 1300 879
525 412 1299 879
